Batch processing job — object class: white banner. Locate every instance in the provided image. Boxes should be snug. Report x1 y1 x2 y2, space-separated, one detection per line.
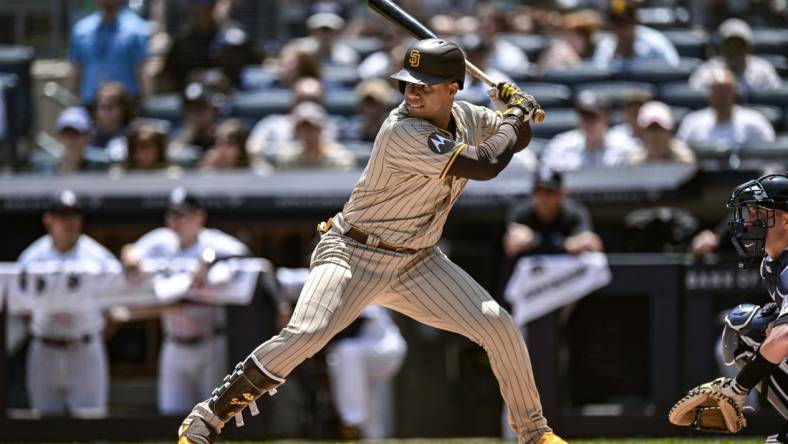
0 258 270 314
504 253 612 326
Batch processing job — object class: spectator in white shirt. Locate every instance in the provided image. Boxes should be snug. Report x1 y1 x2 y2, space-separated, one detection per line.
541 90 642 171
632 101 696 165
689 18 782 96
677 67 775 150
293 12 359 66
593 0 679 69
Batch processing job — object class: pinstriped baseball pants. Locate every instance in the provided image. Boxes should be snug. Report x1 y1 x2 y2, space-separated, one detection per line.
250 230 551 443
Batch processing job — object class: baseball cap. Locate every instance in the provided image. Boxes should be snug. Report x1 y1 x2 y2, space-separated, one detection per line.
620 88 653 107
637 100 674 131
48 189 82 214
291 101 327 127
533 167 564 191
167 187 204 214
718 18 752 45
306 12 345 31
575 90 610 116
57 107 91 133
562 9 602 33
608 0 637 23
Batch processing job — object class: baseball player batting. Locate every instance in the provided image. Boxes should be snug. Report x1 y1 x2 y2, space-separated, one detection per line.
178 38 565 444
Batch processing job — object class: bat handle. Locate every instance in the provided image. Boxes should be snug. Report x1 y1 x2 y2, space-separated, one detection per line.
532 109 546 124
464 60 546 124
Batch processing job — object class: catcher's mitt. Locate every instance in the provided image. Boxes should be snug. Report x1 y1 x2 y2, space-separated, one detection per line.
668 377 746 433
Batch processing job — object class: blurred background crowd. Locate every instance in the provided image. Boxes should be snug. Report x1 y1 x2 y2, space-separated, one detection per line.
0 0 785 176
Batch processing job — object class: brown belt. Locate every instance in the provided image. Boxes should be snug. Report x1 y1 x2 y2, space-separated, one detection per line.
318 218 418 254
36 335 93 348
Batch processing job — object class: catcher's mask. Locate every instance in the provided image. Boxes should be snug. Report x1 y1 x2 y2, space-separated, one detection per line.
727 174 788 261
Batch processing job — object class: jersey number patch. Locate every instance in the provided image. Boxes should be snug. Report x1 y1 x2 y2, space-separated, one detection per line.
427 132 455 155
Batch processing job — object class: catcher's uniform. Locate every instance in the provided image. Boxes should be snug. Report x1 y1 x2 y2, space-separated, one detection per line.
132 227 248 414
246 101 551 443
18 234 118 417
761 251 788 324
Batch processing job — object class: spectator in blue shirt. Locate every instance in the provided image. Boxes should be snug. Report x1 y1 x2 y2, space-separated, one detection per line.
69 0 149 104
592 0 679 69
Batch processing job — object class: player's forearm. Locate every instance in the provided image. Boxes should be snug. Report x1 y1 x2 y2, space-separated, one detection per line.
449 116 525 180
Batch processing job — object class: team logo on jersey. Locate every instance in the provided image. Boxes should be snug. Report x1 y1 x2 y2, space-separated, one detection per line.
408 49 421 68
427 132 454 154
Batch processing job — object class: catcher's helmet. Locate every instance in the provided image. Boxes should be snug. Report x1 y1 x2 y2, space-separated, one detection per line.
727 173 788 258
390 38 465 94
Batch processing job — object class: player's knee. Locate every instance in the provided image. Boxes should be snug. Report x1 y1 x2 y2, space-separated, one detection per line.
479 302 518 339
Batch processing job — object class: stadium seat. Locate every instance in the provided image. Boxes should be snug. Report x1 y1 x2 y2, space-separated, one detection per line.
658 81 707 109
541 62 614 86
574 82 657 108
497 34 548 62
530 108 578 139
321 64 361 88
231 88 360 120
324 89 358 116
240 65 277 91
661 28 709 59
751 28 788 56
231 89 290 120
140 93 183 123
617 57 702 84
636 6 688 29
515 83 572 109
749 82 788 108
338 36 383 60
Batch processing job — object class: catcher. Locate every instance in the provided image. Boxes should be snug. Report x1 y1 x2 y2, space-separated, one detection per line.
670 173 788 441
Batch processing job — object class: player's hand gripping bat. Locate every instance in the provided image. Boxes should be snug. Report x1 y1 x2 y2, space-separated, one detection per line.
368 0 546 124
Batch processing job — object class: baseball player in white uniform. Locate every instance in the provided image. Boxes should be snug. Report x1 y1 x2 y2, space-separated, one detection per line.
122 187 249 414
179 38 566 444
17 190 118 417
327 305 407 439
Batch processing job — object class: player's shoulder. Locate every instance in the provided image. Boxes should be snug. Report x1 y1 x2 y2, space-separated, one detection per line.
76 234 115 259
200 228 248 255
385 105 436 135
17 235 54 263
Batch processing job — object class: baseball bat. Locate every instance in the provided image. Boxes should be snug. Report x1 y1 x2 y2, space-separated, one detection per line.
368 0 546 124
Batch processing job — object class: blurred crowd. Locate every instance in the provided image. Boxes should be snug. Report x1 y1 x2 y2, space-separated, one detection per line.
0 0 783 176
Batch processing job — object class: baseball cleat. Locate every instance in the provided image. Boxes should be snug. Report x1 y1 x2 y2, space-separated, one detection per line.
178 416 217 444
536 432 568 444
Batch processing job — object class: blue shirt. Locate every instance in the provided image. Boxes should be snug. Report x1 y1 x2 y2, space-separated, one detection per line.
69 9 149 103
593 25 679 69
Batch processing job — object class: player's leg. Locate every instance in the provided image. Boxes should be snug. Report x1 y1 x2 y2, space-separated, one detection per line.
26 341 67 416
66 337 108 418
384 247 557 444
179 235 395 443
327 338 370 435
159 341 198 414
198 336 228 401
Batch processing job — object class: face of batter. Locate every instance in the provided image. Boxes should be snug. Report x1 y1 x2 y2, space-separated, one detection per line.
403 81 458 130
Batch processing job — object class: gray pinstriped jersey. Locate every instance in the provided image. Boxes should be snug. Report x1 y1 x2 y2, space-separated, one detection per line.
340 100 504 250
